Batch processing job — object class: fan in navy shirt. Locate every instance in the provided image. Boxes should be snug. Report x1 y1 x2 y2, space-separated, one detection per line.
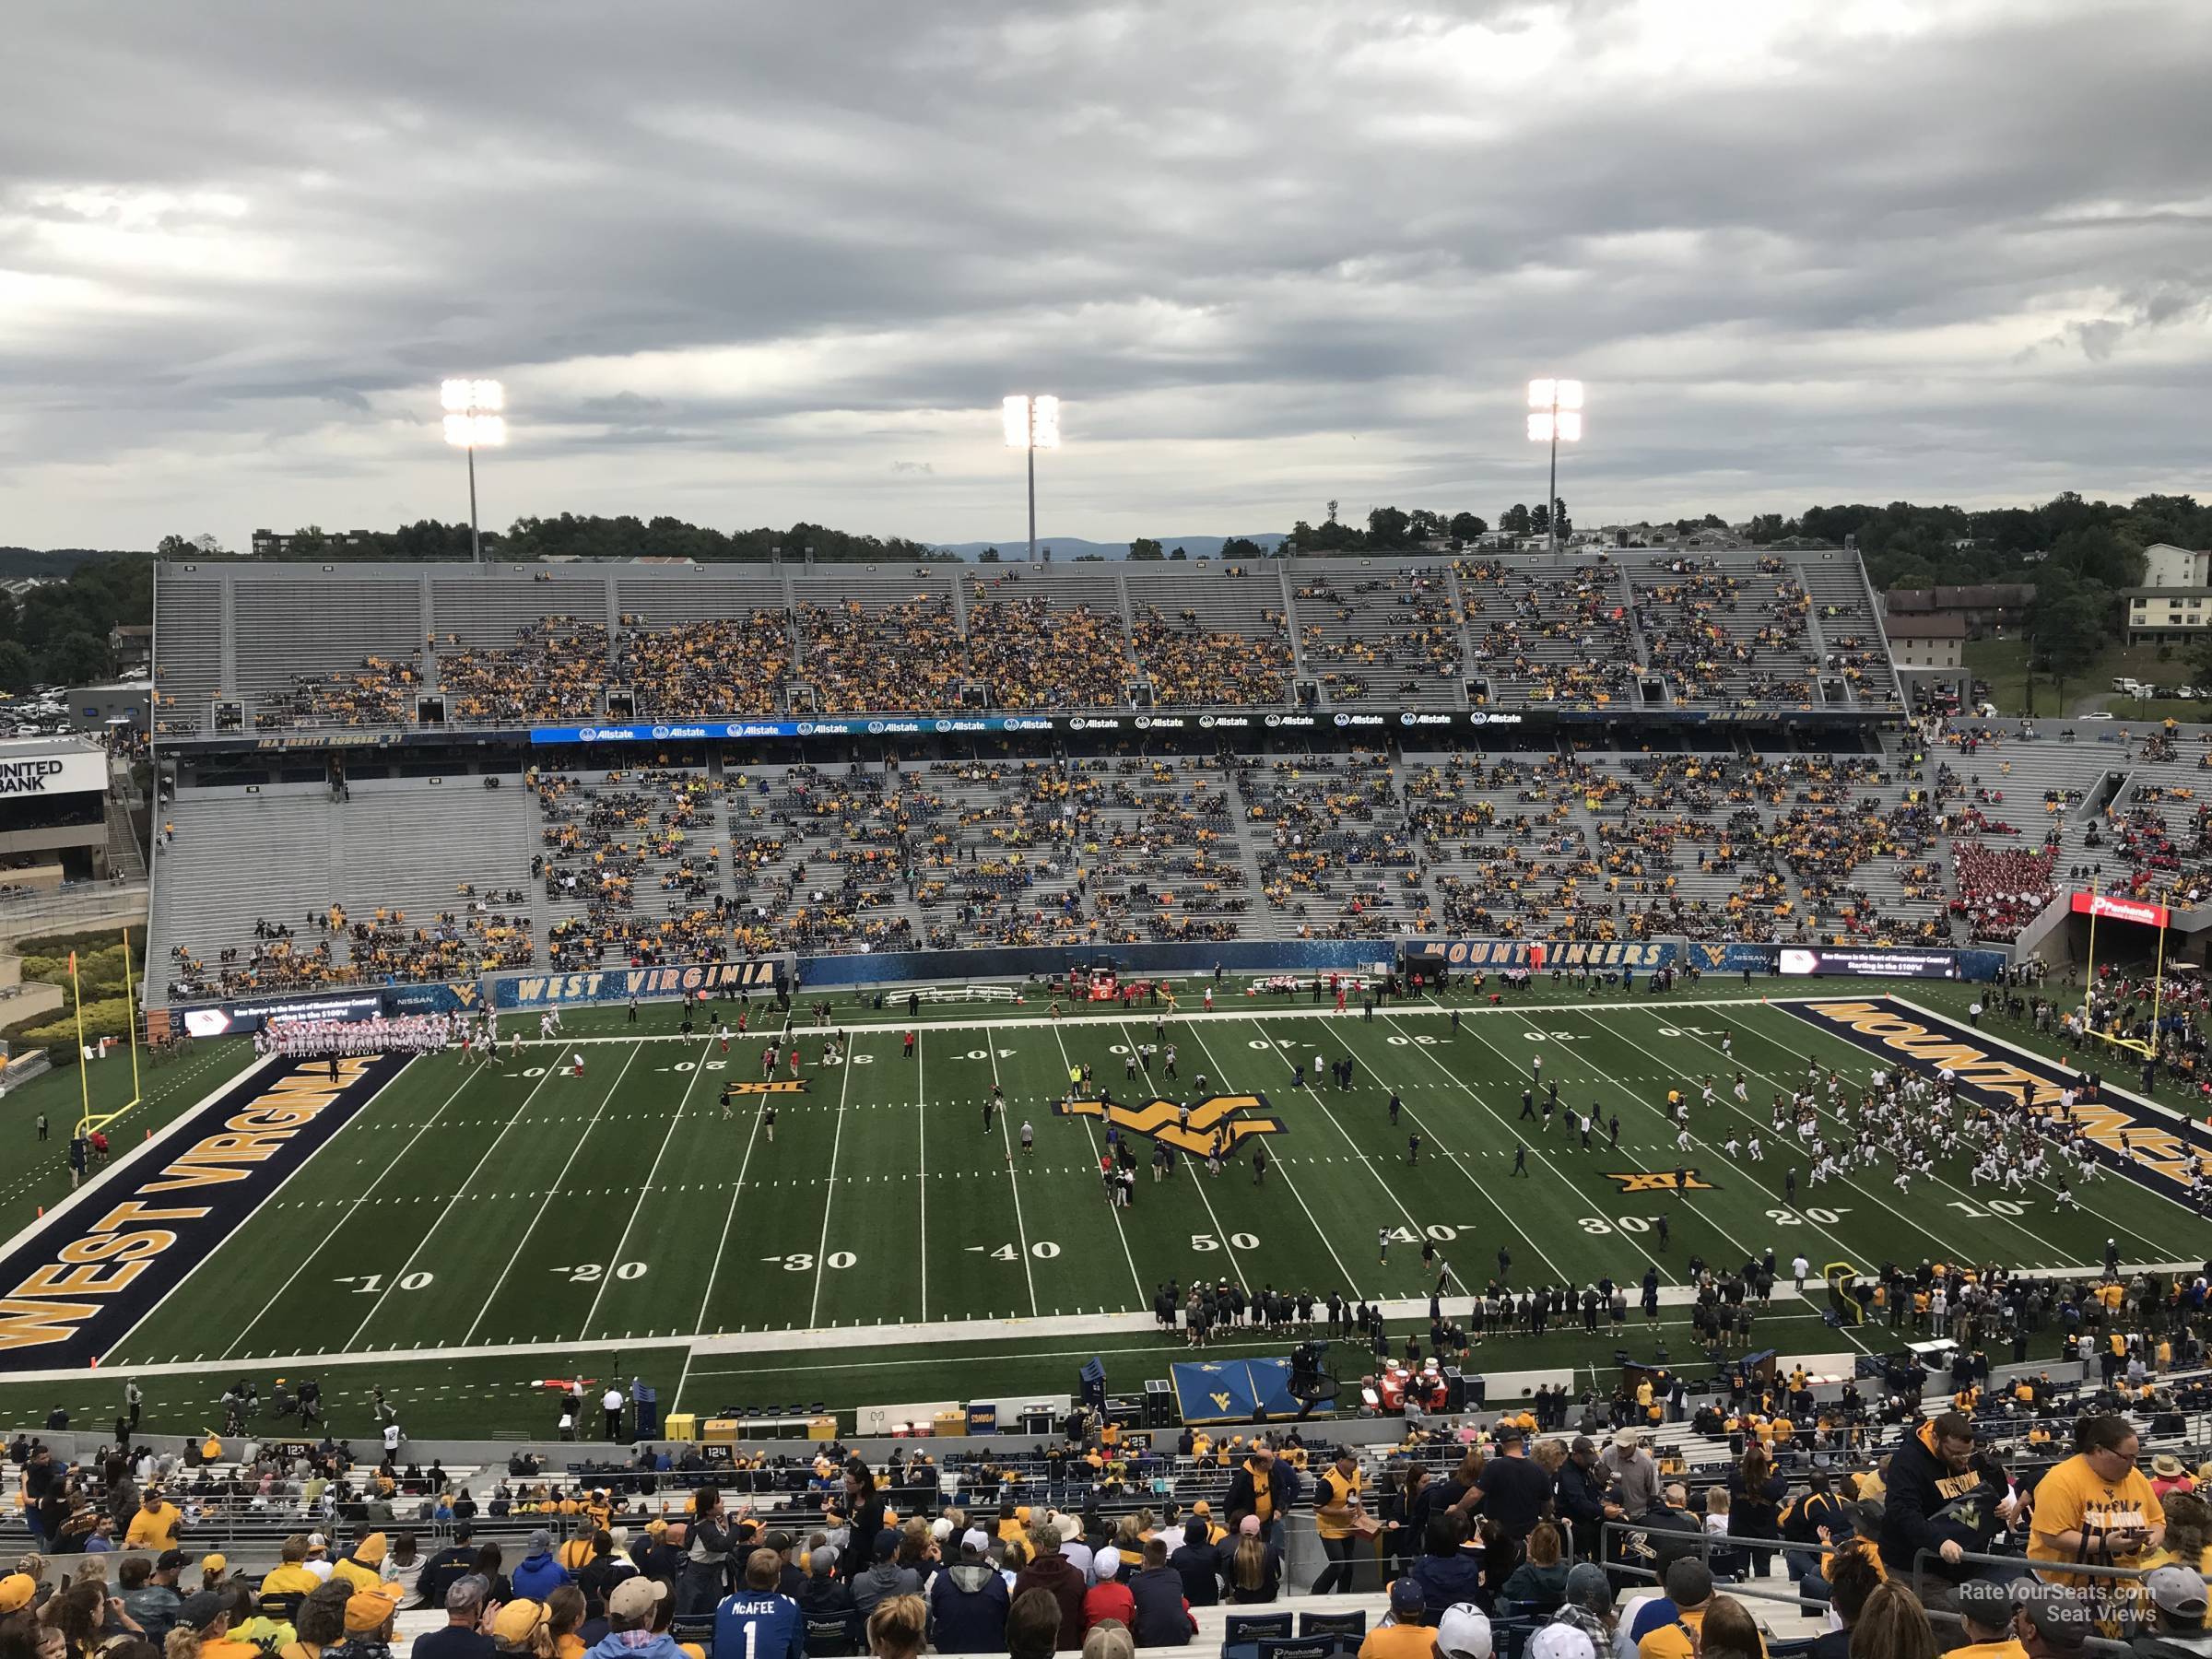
715 1549 806 1659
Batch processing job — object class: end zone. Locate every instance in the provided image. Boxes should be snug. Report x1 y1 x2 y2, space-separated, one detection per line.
0 1051 413 1368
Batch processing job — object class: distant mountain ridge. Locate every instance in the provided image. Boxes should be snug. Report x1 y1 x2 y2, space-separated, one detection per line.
927 534 1288 561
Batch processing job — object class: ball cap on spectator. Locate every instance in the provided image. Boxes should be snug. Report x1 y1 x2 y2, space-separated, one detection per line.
2015 1584 2095 1649
1192 1500 1211 1515
959 1530 990 1557
1664 1559 1713 1606
1613 1429 1639 1450
1955 1578 2017 1624
607 1578 668 1619
491 1599 547 1643
1390 1578 1428 1617
1095 1547 1123 1581
201 1554 227 1574
873 1530 900 1559
2148 1566 2209 1618
178 1591 229 1630
1438 1603 1493 1659
346 1587 402 1633
157 1550 188 1572
0 1575 35 1615
1564 1563 1612 1614
1527 1626 1596 1659
1239 1514 1262 1536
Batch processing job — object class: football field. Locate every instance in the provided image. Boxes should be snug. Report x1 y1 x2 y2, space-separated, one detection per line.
3 978 2207 1435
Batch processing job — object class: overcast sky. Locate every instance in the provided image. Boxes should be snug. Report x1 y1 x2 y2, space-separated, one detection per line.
2 0 2208 552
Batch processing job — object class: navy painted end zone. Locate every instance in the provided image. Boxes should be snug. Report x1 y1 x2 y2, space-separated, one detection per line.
1779 995 2212 1204
0 1051 412 1370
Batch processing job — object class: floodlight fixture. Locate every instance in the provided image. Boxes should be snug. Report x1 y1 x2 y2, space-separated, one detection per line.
1003 393 1062 560
440 377 507 561
1526 377 1586 555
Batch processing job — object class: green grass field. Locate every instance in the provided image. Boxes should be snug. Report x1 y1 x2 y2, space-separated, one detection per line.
1 976 2203 1441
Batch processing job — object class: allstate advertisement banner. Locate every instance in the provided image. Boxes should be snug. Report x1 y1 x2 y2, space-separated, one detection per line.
1432 938 1677 972
1171 1359 1301 1425
0 1051 411 1367
1781 996 2212 1203
492 959 785 1010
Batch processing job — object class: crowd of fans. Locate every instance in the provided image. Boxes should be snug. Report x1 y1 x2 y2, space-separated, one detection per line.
622 616 794 719
441 623 613 725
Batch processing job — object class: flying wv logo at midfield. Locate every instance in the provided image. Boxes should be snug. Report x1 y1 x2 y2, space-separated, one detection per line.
1055 1093 1284 1155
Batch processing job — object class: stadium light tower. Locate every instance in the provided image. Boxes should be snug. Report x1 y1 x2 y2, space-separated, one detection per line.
441 379 507 562
1526 378 1583 557
1002 394 1061 562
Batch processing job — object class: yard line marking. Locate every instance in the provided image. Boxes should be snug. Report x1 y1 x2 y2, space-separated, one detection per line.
1043 1023 1145 1305
340 1053 574 1352
220 1058 488 1362
581 1037 716 1338
1616 1006 2006 1264
1116 1018 1247 1295
976 1042 1036 1313
694 1061 773 1336
917 1030 928 1324
1182 1019 1365 1300
807 1029 860 1327
1862 996 2195 1256
1251 1013 1511 1287
465 1042 646 1346
1381 1011 1653 1285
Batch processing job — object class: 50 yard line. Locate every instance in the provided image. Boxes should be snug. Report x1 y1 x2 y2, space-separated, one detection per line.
983 1037 1039 1318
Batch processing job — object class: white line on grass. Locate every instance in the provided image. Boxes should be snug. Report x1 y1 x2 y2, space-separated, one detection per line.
1181 1019 1365 1300
465 1041 645 1345
806 1029 858 1326
341 1054 577 1352
916 1032 929 1322
1252 1013 1515 1285
1382 1011 1656 1285
1115 1018 1248 1296
1043 1023 1145 1305
982 1032 1039 1318
694 1062 773 1337
221 1058 487 1360
1643 1007 2048 1263
581 1037 715 1338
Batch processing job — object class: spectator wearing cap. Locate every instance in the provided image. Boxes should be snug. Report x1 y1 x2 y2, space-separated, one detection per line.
1530 1626 1599 1659
415 1577 500 1659
1128 1537 1194 1648
1558 1439 1610 1562
1628 1559 1717 1659
2014 1585 2095 1659
588 1579 684 1659
121 1552 184 1641
490 1597 548 1657
1362 1579 1440 1659
169 1587 262 1659
1950 1579 2028 1659
1225 1514 1282 1606
2134 1566 2211 1659
1550 1563 1616 1653
513 1531 575 1601
1602 1432 1662 1522
800 1546 858 1627
853 1528 923 1622
929 1534 1010 1654
0 1573 38 1619
1437 1603 1496 1659
1080 1547 1135 1634
336 1583 404 1659
1013 1524 1088 1647
1810 1547 1885 1659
